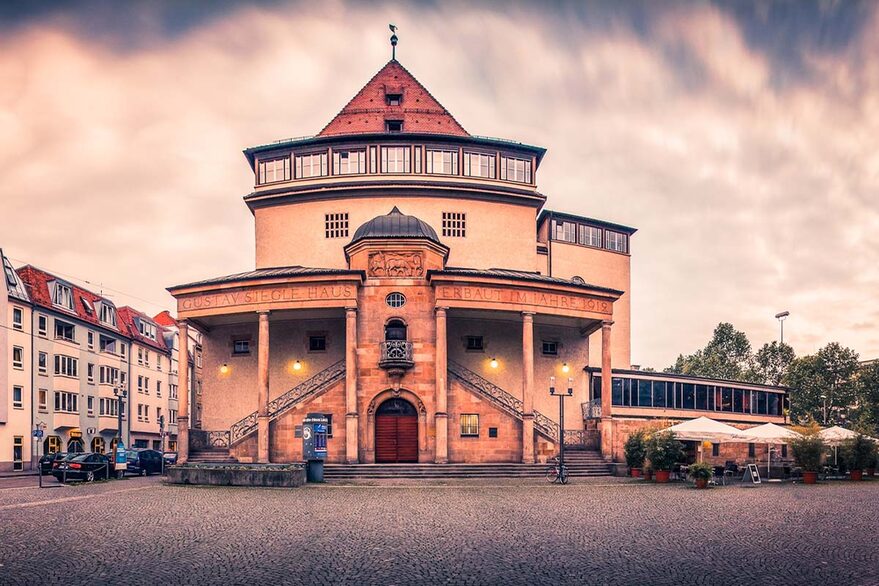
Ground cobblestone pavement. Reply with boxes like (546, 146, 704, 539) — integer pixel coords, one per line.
(1, 476, 877, 586)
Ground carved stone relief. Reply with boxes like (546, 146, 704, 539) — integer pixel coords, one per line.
(367, 251, 424, 278)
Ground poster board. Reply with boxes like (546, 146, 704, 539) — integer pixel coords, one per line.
(745, 463, 761, 484)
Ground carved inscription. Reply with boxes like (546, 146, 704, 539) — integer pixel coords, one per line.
(368, 251, 424, 278)
(436, 285, 612, 314)
(180, 284, 355, 311)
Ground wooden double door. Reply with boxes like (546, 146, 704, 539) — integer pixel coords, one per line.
(375, 398, 418, 463)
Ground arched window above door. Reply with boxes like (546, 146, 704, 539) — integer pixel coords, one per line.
(385, 319, 407, 341)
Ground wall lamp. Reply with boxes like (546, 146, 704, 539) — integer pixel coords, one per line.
(220, 364, 229, 375)
(561, 363, 570, 374)
(293, 360, 302, 371)
(489, 357, 499, 369)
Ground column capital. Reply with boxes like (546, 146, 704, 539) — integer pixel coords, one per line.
(601, 320, 614, 329)
(435, 306, 449, 315)
(522, 311, 535, 321)
(345, 306, 357, 315)
(257, 310, 271, 317)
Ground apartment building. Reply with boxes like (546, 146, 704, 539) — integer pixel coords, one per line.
(1, 249, 32, 472)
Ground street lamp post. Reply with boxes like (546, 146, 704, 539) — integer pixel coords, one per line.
(113, 385, 127, 479)
(774, 311, 790, 344)
(549, 376, 574, 484)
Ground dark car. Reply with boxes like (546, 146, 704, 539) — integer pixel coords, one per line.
(162, 452, 177, 465)
(39, 452, 69, 474)
(52, 453, 111, 483)
(124, 449, 163, 476)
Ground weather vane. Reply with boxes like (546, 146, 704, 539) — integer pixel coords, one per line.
(389, 24, 398, 60)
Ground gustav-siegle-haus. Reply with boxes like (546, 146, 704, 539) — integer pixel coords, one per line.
(167, 57, 788, 469)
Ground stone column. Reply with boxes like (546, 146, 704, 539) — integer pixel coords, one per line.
(522, 312, 535, 463)
(257, 311, 270, 464)
(345, 307, 359, 464)
(434, 307, 449, 464)
(177, 320, 190, 464)
(600, 320, 613, 460)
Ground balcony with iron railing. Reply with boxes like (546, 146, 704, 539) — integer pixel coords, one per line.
(379, 340, 414, 372)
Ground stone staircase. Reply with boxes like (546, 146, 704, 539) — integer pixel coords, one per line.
(188, 448, 238, 464)
(448, 361, 559, 441)
(323, 450, 611, 480)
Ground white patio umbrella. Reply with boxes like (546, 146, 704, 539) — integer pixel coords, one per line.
(661, 417, 745, 462)
(736, 423, 802, 480)
(818, 426, 873, 466)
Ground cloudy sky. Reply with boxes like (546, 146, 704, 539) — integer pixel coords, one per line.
(1, 0, 877, 368)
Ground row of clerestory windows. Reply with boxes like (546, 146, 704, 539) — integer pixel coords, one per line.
(256, 146, 533, 186)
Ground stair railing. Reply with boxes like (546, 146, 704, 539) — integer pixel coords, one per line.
(448, 361, 558, 441)
(229, 359, 346, 445)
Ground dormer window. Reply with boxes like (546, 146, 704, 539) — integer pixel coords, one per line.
(138, 319, 157, 341)
(51, 282, 74, 311)
(99, 303, 117, 327)
(385, 120, 403, 133)
(386, 93, 402, 106)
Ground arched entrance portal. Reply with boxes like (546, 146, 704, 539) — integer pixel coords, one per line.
(67, 437, 85, 453)
(374, 398, 418, 463)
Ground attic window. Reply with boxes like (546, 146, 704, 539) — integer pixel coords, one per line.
(386, 120, 403, 133)
(81, 297, 94, 315)
(386, 93, 402, 106)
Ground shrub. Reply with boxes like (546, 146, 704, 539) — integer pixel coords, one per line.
(790, 434, 825, 472)
(624, 430, 647, 470)
(841, 434, 877, 471)
(688, 461, 713, 481)
(645, 430, 684, 471)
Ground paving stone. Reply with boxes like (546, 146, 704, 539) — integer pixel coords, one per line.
(0, 476, 877, 585)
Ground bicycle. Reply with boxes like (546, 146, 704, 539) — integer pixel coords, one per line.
(544, 456, 569, 484)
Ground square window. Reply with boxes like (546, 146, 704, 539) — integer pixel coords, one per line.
(488, 427, 498, 438)
(385, 120, 403, 133)
(460, 414, 479, 436)
(324, 213, 349, 238)
(442, 212, 466, 238)
(386, 93, 402, 106)
(308, 335, 327, 353)
(465, 336, 484, 352)
(541, 341, 559, 356)
(54, 321, 75, 342)
(232, 339, 250, 355)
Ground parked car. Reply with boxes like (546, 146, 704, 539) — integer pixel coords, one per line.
(162, 452, 177, 465)
(52, 453, 111, 483)
(123, 449, 163, 476)
(39, 452, 69, 475)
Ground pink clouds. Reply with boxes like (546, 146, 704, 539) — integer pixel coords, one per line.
(0, 1, 877, 366)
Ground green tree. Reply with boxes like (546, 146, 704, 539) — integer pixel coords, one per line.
(665, 322, 753, 380)
(853, 362, 879, 436)
(785, 343, 860, 425)
(748, 341, 796, 386)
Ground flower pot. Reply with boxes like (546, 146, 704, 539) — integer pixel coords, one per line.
(850, 469, 863, 481)
(694, 478, 708, 489)
(802, 471, 818, 485)
(866, 468, 875, 477)
(643, 470, 653, 481)
(655, 470, 670, 483)
(631, 468, 642, 478)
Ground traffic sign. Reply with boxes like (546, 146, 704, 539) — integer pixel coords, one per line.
(32, 429, 44, 438)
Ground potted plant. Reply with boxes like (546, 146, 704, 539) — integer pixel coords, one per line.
(624, 430, 647, 478)
(688, 461, 713, 489)
(790, 434, 824, 485)
(645, 430, 684, 483)
(841, 434, 876, 481)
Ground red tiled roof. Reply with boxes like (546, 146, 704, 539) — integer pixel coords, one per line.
(17, 265, 124, 335)
(317, 60, 468, 137)
(117, 306, 170, 354)
(153, 310, 177, 327)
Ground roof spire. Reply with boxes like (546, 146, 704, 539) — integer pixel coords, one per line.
(389, 24, 398, 61)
